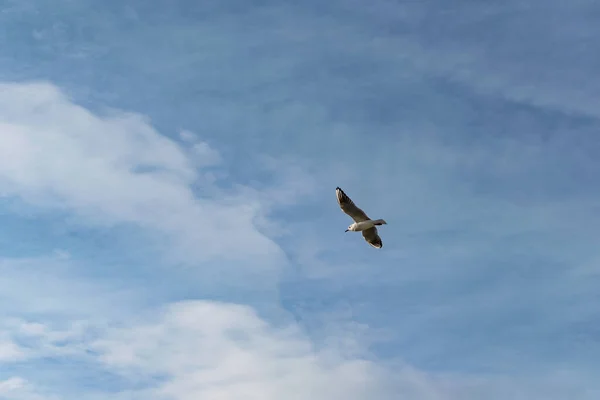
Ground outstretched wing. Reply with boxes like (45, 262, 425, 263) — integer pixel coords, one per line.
(336, 187, 370, 222)
(362, 227, 383, 248)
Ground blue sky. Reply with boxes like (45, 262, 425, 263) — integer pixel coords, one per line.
(1, 0, 600, 398)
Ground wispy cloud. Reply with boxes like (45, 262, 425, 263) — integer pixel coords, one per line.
(91, 300, 398, 400)
(0, 82, 281, 266)
(0, 377, 55, 400)
(0, 82, 320, 307)
(0, 339, 25, 363)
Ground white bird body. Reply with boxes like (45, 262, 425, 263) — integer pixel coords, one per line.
(346, 219, 387, 232)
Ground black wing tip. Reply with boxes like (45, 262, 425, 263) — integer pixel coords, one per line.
(366, 236, 383, 248)
(336, 187, 347, 196)
(336, 187, 349, 201)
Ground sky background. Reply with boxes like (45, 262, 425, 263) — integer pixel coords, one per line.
(1, 0, 600, 399)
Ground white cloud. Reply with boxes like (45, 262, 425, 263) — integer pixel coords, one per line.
(83, 300, 600, 400)
(179, 130, 222, 167)
(91, 300, 399, 400)
(0, 275, 597, 400)
(0, 81, 306, 292)
(0, 377, 55, 400)
(0, 339, 25, 362)
(0, 378, 27, 393)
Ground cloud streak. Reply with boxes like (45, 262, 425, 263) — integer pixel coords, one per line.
(0, 82, 321, 305)
(0, 82, 279, 264)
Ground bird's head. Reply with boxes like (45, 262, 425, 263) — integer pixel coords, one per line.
(345, 224, 354, 232)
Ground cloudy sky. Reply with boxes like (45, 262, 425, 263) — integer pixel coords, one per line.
(1, 0, 600, 399)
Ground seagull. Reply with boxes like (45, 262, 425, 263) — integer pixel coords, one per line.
(335, 187, 387, 248)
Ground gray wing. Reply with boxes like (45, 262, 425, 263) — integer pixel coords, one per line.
(336, 187, 370, 222)
(362, 227, 383, 248)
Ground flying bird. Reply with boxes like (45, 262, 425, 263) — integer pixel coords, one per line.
(335, 187, 387, 248)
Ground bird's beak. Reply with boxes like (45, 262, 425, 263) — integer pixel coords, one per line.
(344, 229, 349, 232)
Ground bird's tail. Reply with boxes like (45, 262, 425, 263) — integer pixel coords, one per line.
(373, 219, 387, 225)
